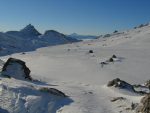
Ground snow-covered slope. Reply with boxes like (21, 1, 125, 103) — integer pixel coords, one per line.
(0, 23, 150, 113)
(0, 78, 72, 113)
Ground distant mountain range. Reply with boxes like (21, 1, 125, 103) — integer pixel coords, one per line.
(68, 33, 98, 40)
(0, 24, 79, 56)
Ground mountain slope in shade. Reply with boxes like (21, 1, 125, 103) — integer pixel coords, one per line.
(0, 24, 79, 56)
(40, 30, 78, 45)
(6, 24, 41, 39)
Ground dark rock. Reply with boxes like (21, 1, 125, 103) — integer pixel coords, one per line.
(108, 58, 114, 62)
(110, 97, 126, 102)
(2, 58, 32, 80)
(100, 62, 108, 68)
(67, 49, 70, 51)
(138, 24, 145, 28)
(137, 91, 147, 95)
(112, 55, 117, 58)
(103, 34, 111, 38)
(125, 107, 131, 111)
(134, 27, 137, 29)
(89, 50, 94, 53)
(131, 102, 138, 110)
(136, 23, 149, 29)
(39, 87, 67, 97)
(107, 78, 120, 87)
(100, 62, 108, 65)
(113, 30, 118, 33)
(22, 52, 26, 55)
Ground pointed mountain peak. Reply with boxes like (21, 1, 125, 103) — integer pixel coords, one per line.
(21, 24, 35, 31)
(23, 24, 34, 29)
(20, 24, 41, 36)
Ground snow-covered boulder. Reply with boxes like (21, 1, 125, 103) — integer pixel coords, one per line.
(2, 58, 32, 80)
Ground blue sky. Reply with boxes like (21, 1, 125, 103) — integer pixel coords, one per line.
(0, 0, 150, 35)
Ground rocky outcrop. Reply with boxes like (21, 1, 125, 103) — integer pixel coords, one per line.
(107, 78, 135, 91)
(136, 94, 150, 113)
(145, 80, 150, 88)
(2, 58, 32, 80)
(107, 78, 150, 95)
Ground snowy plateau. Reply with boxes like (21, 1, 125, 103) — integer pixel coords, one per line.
(0, 23, 150, 113)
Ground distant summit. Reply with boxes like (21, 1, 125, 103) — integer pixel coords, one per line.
(68, 33, 98, 40)
(20, 24, 41, 37)
(40, 30, 78, 45)
(70, 33, 78, 36)
(6, 24, 41, 39)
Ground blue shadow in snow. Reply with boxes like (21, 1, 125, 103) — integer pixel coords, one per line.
(0, 108, 9, 113)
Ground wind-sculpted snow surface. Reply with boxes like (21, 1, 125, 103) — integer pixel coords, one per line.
(0, 78, 72, 113)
